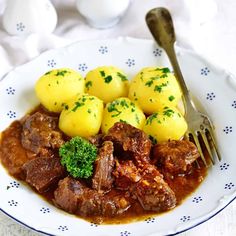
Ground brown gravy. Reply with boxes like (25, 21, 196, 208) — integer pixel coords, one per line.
(0, 105, 207, 224)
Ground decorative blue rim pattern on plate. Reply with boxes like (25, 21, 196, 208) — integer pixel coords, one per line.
(1, 196, 236, 236)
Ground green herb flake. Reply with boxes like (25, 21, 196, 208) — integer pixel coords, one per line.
(160, 74, 168, 78)
(119, 119, 127, 123)
(85, 81, 92, 90)
(62, 103, 69, 110)
(133, 92, 136, 97)
(163, 107, 175, 117)
(104, 75, 112, 83)
(145, 80, 153, 87)
(161, 67, 170, 73)
(135, 114, 140, 124)
(145, 76, 161, 88)
(6, 186, 10, 190)
(89, 97, 95, 101)
(149, 135, 157, 145)
(87, 109, 91, 114)
(48, 84, 51, 87)
(146, 113, 158, 125)
(120, 99, 129, 108)
(72, 101, 85, 112)
(155, 67, 170, 73)
(56, 70, 69, 77)
(154, 85, 162, 93)
(168, 95, 175, 102)
(111, 111, 121, 117)
(154, 82, 168, 93)
(45, 71, 51, 75)
(150, 76, 161, 80)
(100, 71, 105, 77)
(131, 108, 135, 112)
(117, 72, 128, 81)
(107, 101, 121, 117)
(56, 80, 59, 85)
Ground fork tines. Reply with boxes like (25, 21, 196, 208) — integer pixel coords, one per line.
(186, 127, 221, 167)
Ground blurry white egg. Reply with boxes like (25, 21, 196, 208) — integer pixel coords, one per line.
(2, 0, 58, 35)
(76, 0, 131, 29)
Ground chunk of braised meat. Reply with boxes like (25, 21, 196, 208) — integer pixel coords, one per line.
(113, 160, 141, 190)
(54, 177, 130, 219)
(0, 121, 35, 179)
(134, 164, 176, 212)
(79, 191, 130, 219)
(92, 141, 115, 192)
(23, 157, 66, 193)
(21, 112, 64, 157)
(152, 140, 200, 174)
(112, 159, 176, 211)
(88, 134, 104, 148)
(104, 122, 152, 166)
(54, 177, 81, 213)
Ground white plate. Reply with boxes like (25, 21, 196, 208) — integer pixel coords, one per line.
(0, 38, 236, 236)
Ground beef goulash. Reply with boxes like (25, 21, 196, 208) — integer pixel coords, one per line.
(0, 66, 208, 224)
(0, 106, 207, 224)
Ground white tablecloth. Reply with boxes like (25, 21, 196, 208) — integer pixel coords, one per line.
(0, 0, 236, 235)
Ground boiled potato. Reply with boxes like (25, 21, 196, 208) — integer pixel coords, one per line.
(85, 66, 129, 103)
(128, 67, 182, 114)
(59, 94, 103, 137)
(102, 97, 146, 133)
(35, 68, 85, 112)
(143, 106, 187, 143)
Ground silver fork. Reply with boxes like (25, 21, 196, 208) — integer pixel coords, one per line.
(146, 7, 221, 166)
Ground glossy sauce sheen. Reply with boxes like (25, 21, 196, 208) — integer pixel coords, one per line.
(0, 106, 207, 224)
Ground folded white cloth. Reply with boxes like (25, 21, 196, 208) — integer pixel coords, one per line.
(0, 0, 235, 78)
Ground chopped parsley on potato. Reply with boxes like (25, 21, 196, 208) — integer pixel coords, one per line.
(59, 94, 103, 137)
(35, 65, 187, 141)
(143, 106, 187, 143)
(128, 67, 182, 114)
(85, 66, 129, 103)
(101, 97, 146, 133)
(35, 68, 85, 112)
